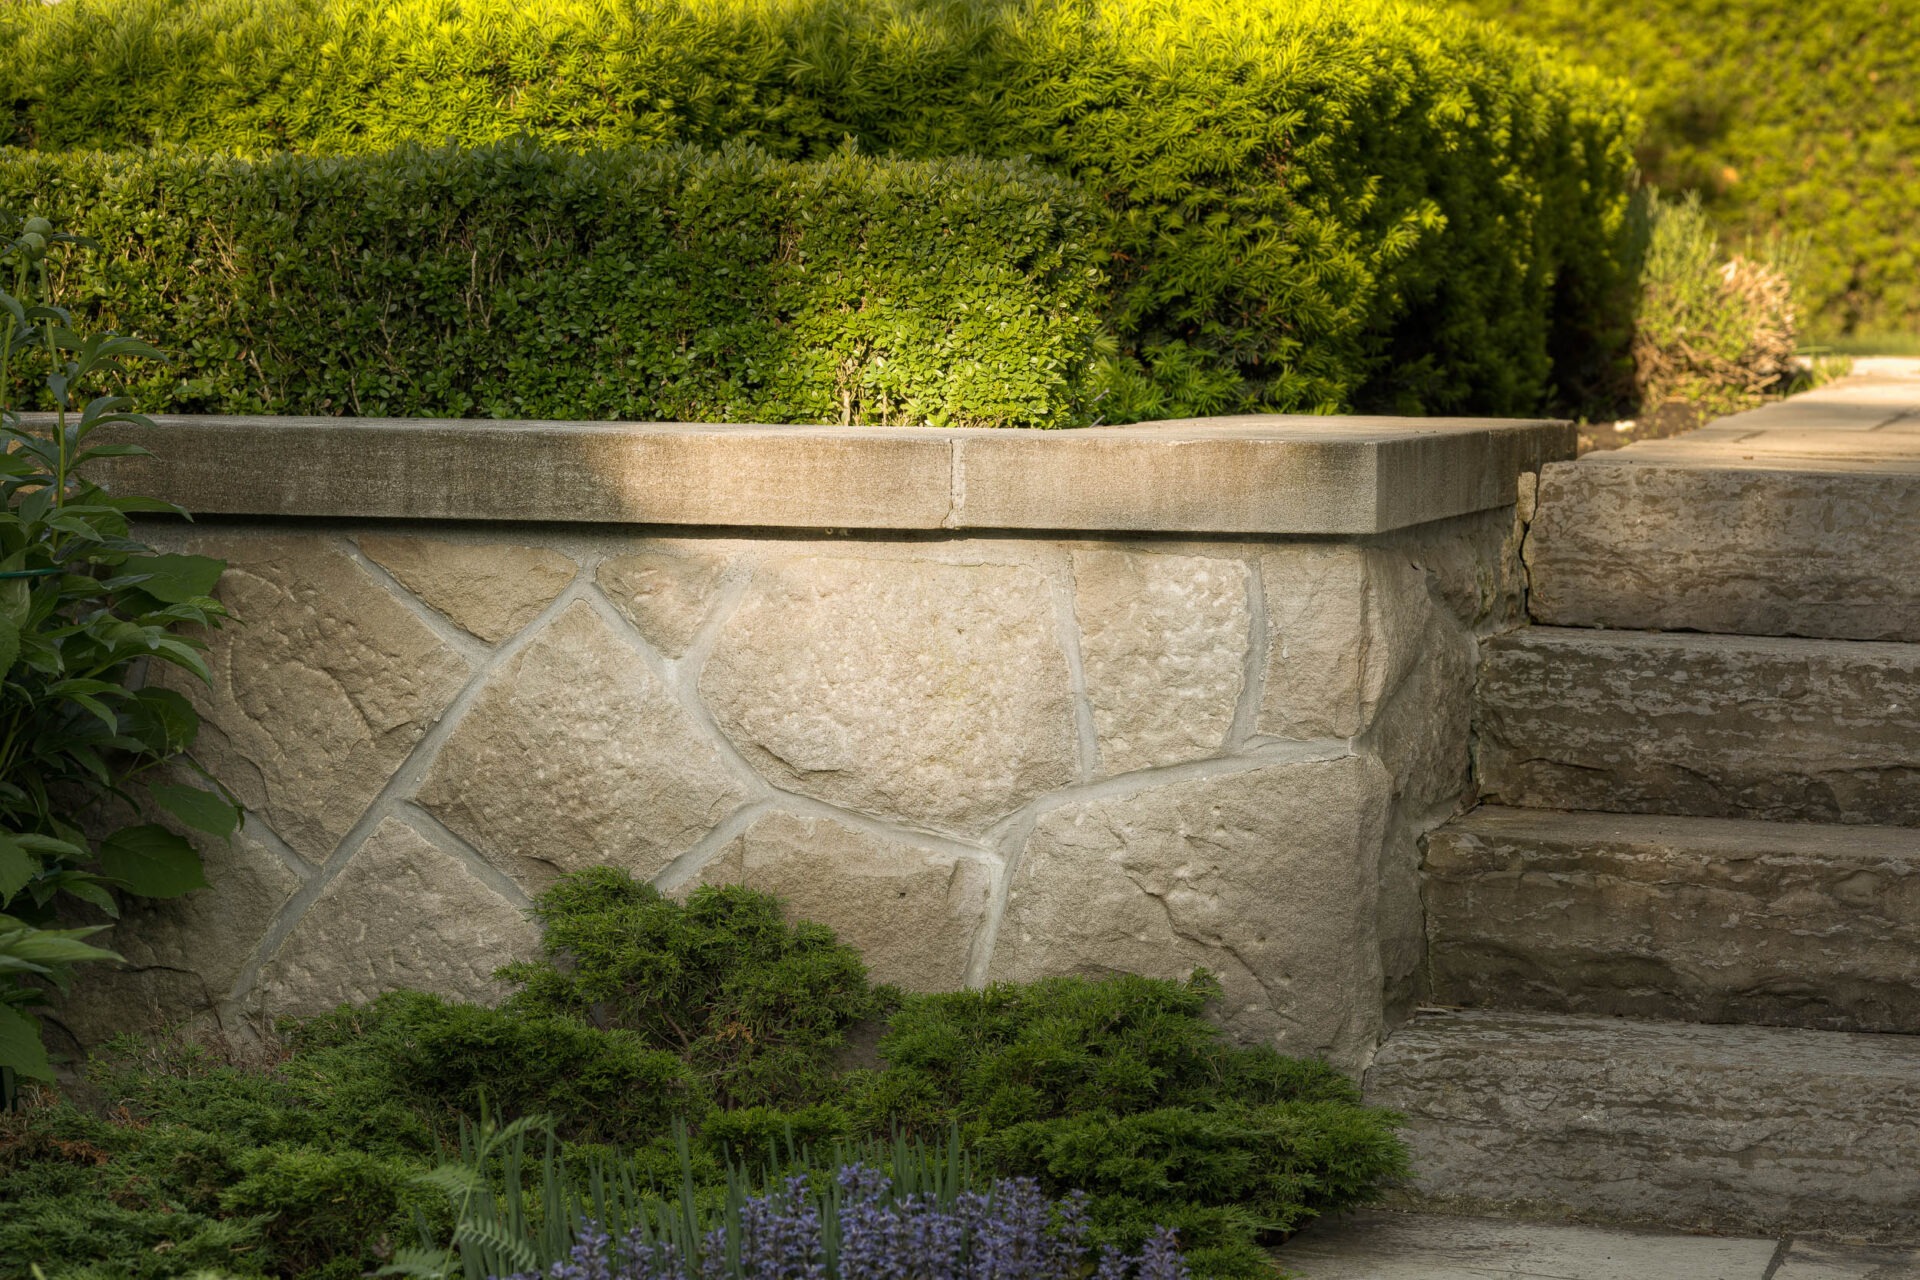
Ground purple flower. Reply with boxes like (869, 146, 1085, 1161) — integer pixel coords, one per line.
(502, 1165, 1187, 1280)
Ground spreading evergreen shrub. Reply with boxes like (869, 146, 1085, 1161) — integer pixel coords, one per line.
(1450, 0, 1920, 345)
(0, 871, 1407, 1280)
(0, 0, 1640, 417)
(0, 142, 1102, 426)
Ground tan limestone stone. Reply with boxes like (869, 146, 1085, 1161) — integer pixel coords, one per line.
(358, 535, 576, 643)
(154, 533, 474, 862)
(990, 754, 1392, 1067)
(597, 550, 734, 658)
(1072, 550, 1250, 774)
(695, 812, 991, 991)
(701, 556, 1078, 834)
(1258, 546, 1433, 741)
(416, 602, 750, 887)
(51, 825, 301, 1049)
(259, 818, 539, 1017)
(1425, 807, 1920, 1034)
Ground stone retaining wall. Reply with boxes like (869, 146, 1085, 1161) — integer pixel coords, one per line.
(56, 415, 1571, 1072)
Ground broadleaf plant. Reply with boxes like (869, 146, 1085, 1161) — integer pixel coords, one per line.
(0, 212, 237, 1106)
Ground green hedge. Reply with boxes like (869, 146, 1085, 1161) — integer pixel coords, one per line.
(0, 0, 1640, 418)
(1451, 0, 1919, 344)
(0, 143, 1102, 425)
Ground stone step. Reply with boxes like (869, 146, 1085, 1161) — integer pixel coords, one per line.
(1364, 1010, 1920, 1243)
(1475, 627, 1920, 826)
(1526, 456, 1920, 642)
(1424, 807, 1920, 1033)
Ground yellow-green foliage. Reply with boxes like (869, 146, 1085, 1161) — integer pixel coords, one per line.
(0, 0, 1640, 416)
(1450, 0, 1920, 344)
(0, 142, 1102, 425)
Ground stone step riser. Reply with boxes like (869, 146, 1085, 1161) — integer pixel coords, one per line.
(1526, 461, 1920, 643)
(1365, 1011, 1920, 1244)
(1424, 807, 1920, 1034)
(1475, 627, 1920, 826)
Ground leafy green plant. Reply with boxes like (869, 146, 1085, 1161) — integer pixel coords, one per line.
(1632, 192, 1802, 417)
(0, 213, 236, 1102)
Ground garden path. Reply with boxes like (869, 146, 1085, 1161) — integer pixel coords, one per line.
(1274, 1210, 1920, 1279)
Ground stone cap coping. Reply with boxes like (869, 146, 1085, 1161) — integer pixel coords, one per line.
(91, 413, 1576, 535)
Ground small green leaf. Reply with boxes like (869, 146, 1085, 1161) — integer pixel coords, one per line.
(0, 1002, 52, 1081)
(150, 782, 241, 838)
(0, 836, 33, 903)
(119, 554, 225, 605)
(97, 824, 208, 898)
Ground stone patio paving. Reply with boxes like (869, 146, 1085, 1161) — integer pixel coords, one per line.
(1274, 1211, 1920, 1279)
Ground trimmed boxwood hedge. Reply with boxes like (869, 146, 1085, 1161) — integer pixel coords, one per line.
(1452, 0, 1919, 345)
(0, 0, 1640, 420)
(0, 142, 1104, 426)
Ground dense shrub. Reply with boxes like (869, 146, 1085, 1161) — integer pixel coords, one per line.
(0, 0, 1640, 417)
(1451, 0, 1920, 344)
(0, 872, 1403, 1279)
(0, 142, 1103, 426)
(1632, 193, 1800, 418)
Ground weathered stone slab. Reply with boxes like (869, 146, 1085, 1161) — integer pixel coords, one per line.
(1274, 1209, 1780, 1280)
(260, 818, 540, 1017)
(597, 550, 734, 658)
(154, 533, 474, 861)
(417, 602, 750, 887)
(1260, 546, 1441, 742)
(1426, 807, 1920, 1033)
(358, 535, 576, 642)
(989, 754, 1392, 1067)
(701, 556, 1078, 835)
(1774, 1240, 1920, 1279)
(51, 827, 301, 1049)
(1366, 1010, 1920, 1243)
(1072, 549, 1249, 773)
(695, 812, 991, 991)
(101, 414, 1573, 535)
(1476, 628, 1920, 826)
(1527, 461, 1920, 642)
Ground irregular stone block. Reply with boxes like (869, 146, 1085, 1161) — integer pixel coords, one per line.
(51, 826, 301, 1050)
(701, 556, 1078, 835)
(1376, 503, 1529, 637)
(358, 534, 576, 642)
(1476, 628, 1920, 826)
(1366, 1010, 1920, 1243)
(1071, 549, 1249, 773)
(154, 532, 474, 861)
(597, 550, 734, 658)
(1425, 807, 1920, 1033)
(989, 754, 1392, 1067)
(260, 818, 539, 1017)
(695, 812, 991, 992)
(1528, 460, 1920, 642)
(417, 602, 750, 887)
(1259, 546, 1435, 740)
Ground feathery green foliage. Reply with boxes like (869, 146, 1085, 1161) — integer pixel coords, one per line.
(0, 871, 1405, 1279)
(1450, 0, 1920, 345)
(0, 0, 1640, 417)
(0, 143, 1102, 426)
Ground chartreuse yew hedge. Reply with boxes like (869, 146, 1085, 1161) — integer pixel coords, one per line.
(0, 0, 1640, 418)
(0, 143, 1103, 426)
(1451, 0, 1920, 344)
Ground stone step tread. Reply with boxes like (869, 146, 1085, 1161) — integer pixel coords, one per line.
(1365, 1010, 1920, 1243)
(1526, 459, 1920, 641)
(1474, 627, 1920, 827)
(1425, 807, 1920, 1034)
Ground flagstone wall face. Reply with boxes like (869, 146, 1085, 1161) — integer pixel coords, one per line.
(51, 502, 1531, 1075)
